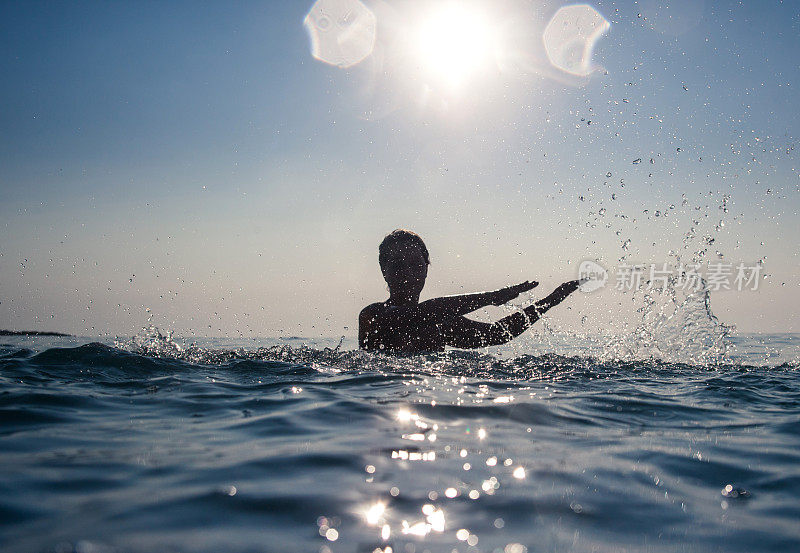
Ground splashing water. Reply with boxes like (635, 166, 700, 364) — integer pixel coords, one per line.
(603, 276, 732, 364)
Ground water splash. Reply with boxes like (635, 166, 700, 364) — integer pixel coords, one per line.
(603, 276, 732, 364)
(601, 193, 736, 364)
(117, 326, 359, 369)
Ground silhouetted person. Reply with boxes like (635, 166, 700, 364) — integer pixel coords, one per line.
(359, 229, 582, 353)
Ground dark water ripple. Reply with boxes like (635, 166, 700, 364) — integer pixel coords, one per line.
(0, 337, 799, 553)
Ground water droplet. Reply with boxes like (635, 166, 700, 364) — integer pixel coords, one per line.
(721, 485, 750, 499)
(338, 11, 356, 27)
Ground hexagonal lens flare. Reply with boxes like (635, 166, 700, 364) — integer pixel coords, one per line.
(304, 0, 376, 68)
(543, 4, 610, 76)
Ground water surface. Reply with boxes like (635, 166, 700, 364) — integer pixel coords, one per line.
(1, 333, 798, 552)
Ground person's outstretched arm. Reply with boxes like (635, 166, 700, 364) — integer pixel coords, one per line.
(359, 282, 537, 351)
(418, 281, 538, 318)
(443, 280, 582, 348)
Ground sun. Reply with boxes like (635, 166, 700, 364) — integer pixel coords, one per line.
(414, 2, 499, 88)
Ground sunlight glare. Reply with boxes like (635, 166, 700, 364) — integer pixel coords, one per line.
(396, 408, 417, 422)
(415, 2, 499, 87)
(366, 501, 386, 525)
(401, 520, 431, 537)
(424, 504, 445, 532)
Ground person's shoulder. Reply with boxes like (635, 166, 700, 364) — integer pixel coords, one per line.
(359, 302, 386, 321)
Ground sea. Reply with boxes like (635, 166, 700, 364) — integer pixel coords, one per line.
(1, 322, 799, 553)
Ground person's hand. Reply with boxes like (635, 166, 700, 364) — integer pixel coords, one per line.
(531, 280, 584, 314)
(491, 280, 539, 305)
(549, 280, 581, 302)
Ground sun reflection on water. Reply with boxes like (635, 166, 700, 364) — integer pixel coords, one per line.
(396, 408, 417, 422)
(349, 390, 543, 548)
(365, 501, 385, 525)
(401, 519, 430, 537)
(421, 504, 445, 532)
(399, 503, 446, 537)
(482, 477, 500, 494)
(391, 450, 436, 461)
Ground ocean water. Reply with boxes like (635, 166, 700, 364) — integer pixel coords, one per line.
(1, 330, 799, 553)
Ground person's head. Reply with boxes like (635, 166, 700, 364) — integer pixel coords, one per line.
(379, 229, 430, 300)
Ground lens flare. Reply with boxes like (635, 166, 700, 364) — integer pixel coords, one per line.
(543, 4, 610, 76)
(304, 0, 376, 68)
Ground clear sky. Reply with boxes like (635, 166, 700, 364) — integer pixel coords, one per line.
(1, 0, 798, 339)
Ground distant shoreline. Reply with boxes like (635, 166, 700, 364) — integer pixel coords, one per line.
(0, 330, 72, 337)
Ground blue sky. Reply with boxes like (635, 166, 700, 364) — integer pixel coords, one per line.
(1, 0, 798, 337)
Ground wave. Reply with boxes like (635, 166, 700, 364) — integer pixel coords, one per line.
(1, 335, 795, 389)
